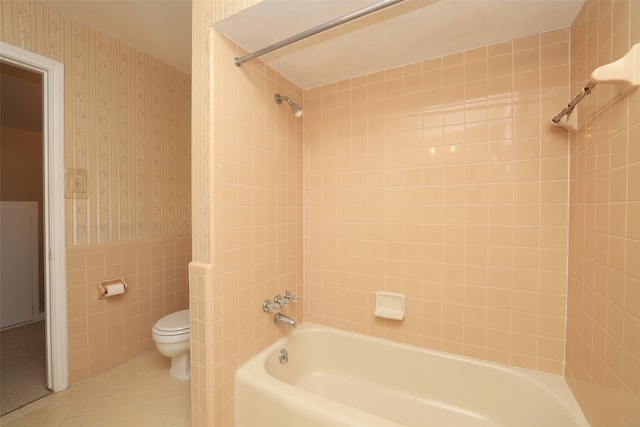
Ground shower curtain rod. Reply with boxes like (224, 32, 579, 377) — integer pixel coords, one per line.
(234, 0, 406, 66)
(551, 81, 597, 124)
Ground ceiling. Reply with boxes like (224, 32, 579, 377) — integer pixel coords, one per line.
(216, 0, 585, 89)
(39, 0, 192, 73)
(38, 0, 585, 89)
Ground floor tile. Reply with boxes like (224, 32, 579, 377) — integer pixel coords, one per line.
(0, 351, 190, 427)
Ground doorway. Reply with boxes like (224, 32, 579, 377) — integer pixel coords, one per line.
(0, 41, 68, 414)
(0, 61, 48, 414)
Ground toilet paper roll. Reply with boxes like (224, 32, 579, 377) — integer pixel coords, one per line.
(104, 283, 125, 297)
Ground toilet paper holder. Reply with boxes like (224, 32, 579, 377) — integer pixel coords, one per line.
(97, 278, 128, 299)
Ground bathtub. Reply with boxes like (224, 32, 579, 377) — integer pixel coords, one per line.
(235, 323, 588, 427)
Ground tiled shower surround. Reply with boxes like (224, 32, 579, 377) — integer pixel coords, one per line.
(188, 0, 639, 425)
(305, 29, 572, 375)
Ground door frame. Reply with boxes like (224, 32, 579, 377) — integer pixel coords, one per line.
(1, 41, 68, 392)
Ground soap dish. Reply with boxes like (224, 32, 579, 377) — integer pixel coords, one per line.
(374, 291, 405, 320)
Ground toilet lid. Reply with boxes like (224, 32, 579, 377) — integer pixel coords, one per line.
(154, 309, 190, 333)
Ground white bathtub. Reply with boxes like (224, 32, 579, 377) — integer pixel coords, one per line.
(235, 323, 588, 427)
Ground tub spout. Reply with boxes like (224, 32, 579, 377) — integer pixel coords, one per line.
(274, 313, 296, 329)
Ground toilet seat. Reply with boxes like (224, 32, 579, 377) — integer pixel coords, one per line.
(152, 328, 190, 337)
(153, 309, 189, 333)
(152, 309, 190, 340)
(152, 330, 190, 344)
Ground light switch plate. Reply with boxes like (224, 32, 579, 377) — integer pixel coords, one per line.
(65, 168, 87, 199)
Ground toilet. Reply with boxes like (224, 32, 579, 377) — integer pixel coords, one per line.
(152, 309, 191, 380)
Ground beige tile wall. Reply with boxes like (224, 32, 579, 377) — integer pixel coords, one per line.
(304, 30, 571, 375)
(2, 0, 192, 384)
(565, 0, 640, 425)
(190, 1, 301, 425)
(210, 34, 303, 425)
(65, 236, 190, 384)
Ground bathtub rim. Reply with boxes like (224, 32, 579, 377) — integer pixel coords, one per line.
(236, 322, 588, 427)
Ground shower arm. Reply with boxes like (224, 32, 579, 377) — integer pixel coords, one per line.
(234, 0, 406, 66)
(275, 93, 303, 118)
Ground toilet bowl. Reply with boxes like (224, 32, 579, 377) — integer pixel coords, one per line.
(152, 309, 190, 380)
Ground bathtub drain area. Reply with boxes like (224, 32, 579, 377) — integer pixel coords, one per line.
(279, 348, 288, 364)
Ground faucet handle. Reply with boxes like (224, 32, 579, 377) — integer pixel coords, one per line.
(263, 299, 280, 313)
(283, 291, 299, 302)
(274, 295, 290, 307)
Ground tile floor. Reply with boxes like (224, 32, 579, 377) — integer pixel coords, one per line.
(0, 350, 191, 427)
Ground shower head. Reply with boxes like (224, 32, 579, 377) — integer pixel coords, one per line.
(274, 93, 303, 118)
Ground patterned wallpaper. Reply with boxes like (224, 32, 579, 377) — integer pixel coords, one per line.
(1, 0, 191, 246)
